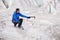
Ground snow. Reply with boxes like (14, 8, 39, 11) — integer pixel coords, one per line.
(0, 0, 60, 40)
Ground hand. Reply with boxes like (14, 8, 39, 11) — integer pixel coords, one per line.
(27, 17, 31, 19)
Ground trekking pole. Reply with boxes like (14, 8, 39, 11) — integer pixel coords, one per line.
(30, 16, 35, 19)
(29, 16, 36, 25)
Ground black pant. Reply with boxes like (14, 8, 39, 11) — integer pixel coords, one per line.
(13, 19, 23, 27)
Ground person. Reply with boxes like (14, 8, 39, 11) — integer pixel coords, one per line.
(12, 8, 31, 28)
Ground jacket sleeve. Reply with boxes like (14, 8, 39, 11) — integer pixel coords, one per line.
(19, 13, 28, 18)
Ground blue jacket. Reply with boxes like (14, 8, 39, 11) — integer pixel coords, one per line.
(12, 11, 28, 23)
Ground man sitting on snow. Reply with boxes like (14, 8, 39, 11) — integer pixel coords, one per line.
(12, 8, 31, 28)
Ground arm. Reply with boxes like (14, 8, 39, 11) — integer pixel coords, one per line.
(19, 13, 28, 18)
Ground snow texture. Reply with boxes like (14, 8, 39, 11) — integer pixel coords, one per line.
(0, 0, 60, 40)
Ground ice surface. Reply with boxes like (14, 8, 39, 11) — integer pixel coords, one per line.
(0, 0, 60, 40)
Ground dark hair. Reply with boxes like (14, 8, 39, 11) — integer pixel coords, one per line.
(16, 8, 20, 11)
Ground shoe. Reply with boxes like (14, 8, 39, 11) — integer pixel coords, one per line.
(18, 26, 24, 30)
(21, 26, 24, 30)
(14, 25, 16, 27)
(18, 26, 21, 28)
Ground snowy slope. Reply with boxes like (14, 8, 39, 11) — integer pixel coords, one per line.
(0, 0, 60, 40)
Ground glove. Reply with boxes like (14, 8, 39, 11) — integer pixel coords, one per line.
(27, 17, 31, 19)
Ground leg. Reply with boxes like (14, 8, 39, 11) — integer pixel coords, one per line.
(18, 19, 23, 28)
(13, 22, 17, 27)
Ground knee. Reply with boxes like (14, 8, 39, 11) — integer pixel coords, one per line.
(19, 19, 23, 21)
